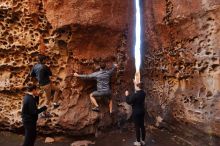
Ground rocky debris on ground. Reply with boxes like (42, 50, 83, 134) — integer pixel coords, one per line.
(45, 137, 55, 143)
(118, 102, 132, 120)
(70, 140, 95, 146)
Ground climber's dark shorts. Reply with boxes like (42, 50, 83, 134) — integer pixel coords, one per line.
(91, 90, 112, 100)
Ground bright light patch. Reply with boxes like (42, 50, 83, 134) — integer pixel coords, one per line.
(134, 0, 141, 73)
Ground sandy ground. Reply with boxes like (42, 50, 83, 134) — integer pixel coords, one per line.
(0, 126, 219, 146)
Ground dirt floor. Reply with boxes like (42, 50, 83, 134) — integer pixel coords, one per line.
(2, 125, 219, 146)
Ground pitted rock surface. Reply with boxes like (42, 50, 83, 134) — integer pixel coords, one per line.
(143, 0, 220, 136)
(2, 0, 220, 138)
(0, 0, 133, 135)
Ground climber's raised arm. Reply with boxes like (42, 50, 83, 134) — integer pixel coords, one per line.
(73, 72, 98, 80)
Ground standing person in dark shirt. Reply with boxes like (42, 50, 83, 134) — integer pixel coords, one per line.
(73, 63, 117, 113)
(21, 85, 47, 146)
(30, 55, 60, 109)
(125, 81, 146, 146)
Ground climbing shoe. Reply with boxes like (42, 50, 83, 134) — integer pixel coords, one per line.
(92, 107, 100, 112)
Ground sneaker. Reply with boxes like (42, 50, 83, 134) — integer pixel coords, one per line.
(92, 107, 100, 112)
(133, 141, 141, 146)
(141, 140, 146, 145)
(53, 102, 60, 109)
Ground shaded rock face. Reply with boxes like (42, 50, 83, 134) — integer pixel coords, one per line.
(0, 0, 134, 135)
(143, 0, 220, 136)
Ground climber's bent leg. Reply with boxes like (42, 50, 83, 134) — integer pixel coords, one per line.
(109, 99, 113, 114)
(40, 83, 52, 106)
(90, 93, 100, 112)
(40, 84, 53, 118)
(90, 93, 99, 107)
(91, 90, 112, 113)
(51, 84, 60, 108)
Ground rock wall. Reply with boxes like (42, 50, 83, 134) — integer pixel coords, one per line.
(0, 0, 134, 135)
(143, 0, 220, 136)
(2, 0, 220, 138)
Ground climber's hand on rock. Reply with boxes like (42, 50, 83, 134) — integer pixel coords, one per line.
(133, 79, 138, 85)
(125, 90, 129, 96)
(114, 63, 118, 68)
(74, 73, 79, 77)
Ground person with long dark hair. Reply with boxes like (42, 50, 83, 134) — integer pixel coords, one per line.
(125, 81, 146, 146)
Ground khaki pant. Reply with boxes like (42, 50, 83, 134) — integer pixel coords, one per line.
(40, 83, 59, 105)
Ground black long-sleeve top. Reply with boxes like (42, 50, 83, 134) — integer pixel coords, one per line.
(126, 90, 146, 115)
(21, 94, 46, 123)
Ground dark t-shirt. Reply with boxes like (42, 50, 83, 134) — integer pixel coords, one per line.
(30, 63, 52, 86)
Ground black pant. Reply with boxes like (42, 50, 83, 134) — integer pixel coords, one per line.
(133, 112, 145, 142)
(22, 122, 37, 146)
